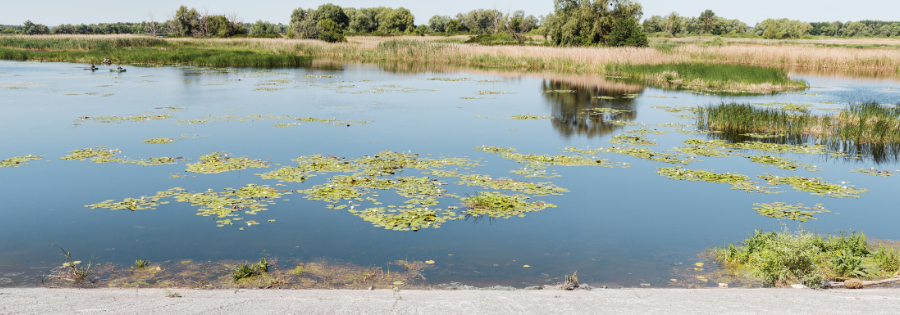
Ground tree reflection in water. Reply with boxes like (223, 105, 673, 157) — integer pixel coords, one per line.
(542, 79, 644, 139)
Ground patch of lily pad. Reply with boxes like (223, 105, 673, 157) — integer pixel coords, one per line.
(461, 191, 556, 219)
(186, 152, 270, 174)
(657, 167, 779, 193)
(752, 202, 830, 221)
(758, 174, 868, 198)
(80, 114, 174, 123)
(1, 155, 44, 167)
(849, 168, 896, 177)
(745, 155, 821, 172)
(141, 137, 179, 144)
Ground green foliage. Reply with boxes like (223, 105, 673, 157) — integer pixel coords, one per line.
(756, 18, 813, 39)
(317, 19, 346, 43)
(0, 46, 308, 67)
(0, 155, 43, 167)
(545, 0, 646, 47)
(135, 260, 151, 268)
(606, 18, 648, 47)
(873, 247, 900, 274)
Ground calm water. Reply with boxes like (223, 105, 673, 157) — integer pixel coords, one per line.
(1, 60, 899, 288)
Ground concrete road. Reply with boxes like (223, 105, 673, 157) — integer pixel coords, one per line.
(1, 288, 899, 314)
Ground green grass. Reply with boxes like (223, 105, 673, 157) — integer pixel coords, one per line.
(698, 101, 900, 145)
(712, 227, 900, 287)
(0, 47, 309, 67)
(606, 63, 803, 88)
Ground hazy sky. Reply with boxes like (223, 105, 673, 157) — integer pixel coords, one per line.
(2, 0, 897, 26)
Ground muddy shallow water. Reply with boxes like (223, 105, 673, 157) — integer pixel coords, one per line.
(1, 60, 899, 288)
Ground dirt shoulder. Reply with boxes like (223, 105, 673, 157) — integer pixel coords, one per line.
(1, 288, 899, 314)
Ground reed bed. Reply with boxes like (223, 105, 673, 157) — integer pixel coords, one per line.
(698, 102, 900, 145)
(0, 47, 307, 67)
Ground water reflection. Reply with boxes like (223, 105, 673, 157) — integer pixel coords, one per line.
(707, 130, 900, 164)
(542, 80, 643, 139)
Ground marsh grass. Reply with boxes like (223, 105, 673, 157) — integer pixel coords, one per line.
(712, 228, 899, 287)
(698, 102, 900, 146)
(0, 47, 308, 67)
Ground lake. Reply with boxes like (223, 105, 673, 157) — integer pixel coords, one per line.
(1, 60, 898, 288)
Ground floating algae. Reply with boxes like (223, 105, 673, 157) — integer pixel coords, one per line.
(460, 192, 557, 219)
(602, 146, 691, 164)
(752, 202, 830, 221)
(141, 137, 180, 144)
(186, 152, 270, 174)
(349, 206, 462, 231)
(657, 167, 780, 194)
(758, 174, 868, 198)
(477, 91, 507, 95)
(0, 155, 44, 167)
(651, 106, 700, 113)
(740, 133, 785, 139)
(849, 168, 897, 177)
(745, 155, 821, 172)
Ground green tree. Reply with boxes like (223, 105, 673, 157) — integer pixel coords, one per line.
(699, 10, 716, 34)
(545, 0, 644, 46)
(377, 7, 415, 33)
(313, 4, 349, 30)
(317, 18, 346, 42)
(607, 17, 648, 46)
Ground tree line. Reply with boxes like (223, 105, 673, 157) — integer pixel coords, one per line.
(3, 1, 899, 44)
(643, 10, 900, 39)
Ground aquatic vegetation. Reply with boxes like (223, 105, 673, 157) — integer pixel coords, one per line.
(849, 168, 897, 177)
(752, 202, 830, 221)
(232, 258, 270, 282)
(544, 90, 576, 93)
(186, 152, 270, 174)
(476, 90, 506, 95)
(258, 155, 354, 183)
(141, 137, 179, 144)
(60, 146, 189, 166)
(741, 133, 785, 139)
(657, 167, 779, 193)
(173, 184, 284, 227)
(252, 87, 283, 92)
(725, 142, 827, 155)
(273, 123, 301, 128)
(455, 174, 568, 196)
(745, 155, 821, 172)
(710, 228, 896, 288)
(135, 260, 151, 268)
(461, 192, 556, 219)
(676, 139, 735, 157)
(652, 106, 700, 113)
(475, 146, 517, 154)
(43, 246, 96, 286)
(699, 102, 900, 145)
(349, 206, 462, 231)
(60, 147, 122, 162)
(759, 174, 867, 198)
(427, 77, 468, 81)
(81, 113, 174, 123)
(754, 102, 813, 112)
(85, 190, 176, 211)
(603, 146, 690, 164)
(509, 115, 552, 120)
(609, 134, 658, 146)
(0, 155, 44, 167)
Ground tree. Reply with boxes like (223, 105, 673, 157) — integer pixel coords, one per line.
(313, 4, 349, 30)
(699, 10, 716, 34)
(545, 0, 645, 46)
(429, 15, 450, 33)
(606, 17, 647, 46)
(377, 7, 415, 33)
(317, 18, 346, 42)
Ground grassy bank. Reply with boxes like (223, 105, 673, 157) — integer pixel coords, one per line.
(0, 35, 815, 92)
(710, 228, 900, 288)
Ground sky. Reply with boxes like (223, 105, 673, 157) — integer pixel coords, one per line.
(1, 0, 898, 26)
